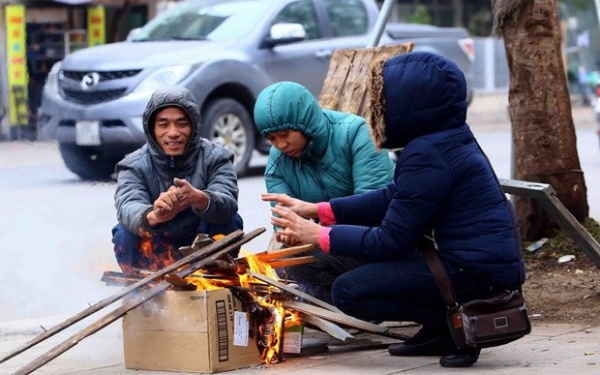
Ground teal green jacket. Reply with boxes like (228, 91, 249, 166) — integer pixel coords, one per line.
(254, 81, 395, 205)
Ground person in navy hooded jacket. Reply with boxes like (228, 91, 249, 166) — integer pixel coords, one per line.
(261, 51, 526, 368)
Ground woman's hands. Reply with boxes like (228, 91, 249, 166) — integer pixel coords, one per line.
(261, 193, 319, 219)
(271, 205, 322, 246)
(262, 193, 323, 246)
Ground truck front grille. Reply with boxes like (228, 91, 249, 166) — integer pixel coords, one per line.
(61, 69, 142, 82)
(62, 88, 128, 104)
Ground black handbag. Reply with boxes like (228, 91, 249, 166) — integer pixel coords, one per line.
(420, 237, 532, 349)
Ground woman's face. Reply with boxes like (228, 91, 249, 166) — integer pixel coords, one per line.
(266, 130, 308, 158)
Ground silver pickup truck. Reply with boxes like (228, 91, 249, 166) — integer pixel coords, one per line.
(39, 0, 474, 180)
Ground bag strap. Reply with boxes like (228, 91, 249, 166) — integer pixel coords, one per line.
(419, 236, 458, 309)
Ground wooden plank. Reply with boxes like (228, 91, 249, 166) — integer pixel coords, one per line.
(284, 300, 410, 341)
(302, 315, 355, 342)
(246, 270, 342, 313)
(318, 43, 414, 117)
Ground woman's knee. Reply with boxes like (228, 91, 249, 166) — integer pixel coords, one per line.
(331, 274, 363, 316)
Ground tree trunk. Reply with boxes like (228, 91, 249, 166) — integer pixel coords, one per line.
(493, 0, 588, 240)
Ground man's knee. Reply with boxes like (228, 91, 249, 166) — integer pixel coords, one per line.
(112, 224, 141, 272)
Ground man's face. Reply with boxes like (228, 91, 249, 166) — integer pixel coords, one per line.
(266, 129, 307, 158)
(153, 106, 192, 156)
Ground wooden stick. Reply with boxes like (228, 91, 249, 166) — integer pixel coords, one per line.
(0, 229, 246, 365)
(11, 228, 265, 375)
(246, 270, 342, 313)
(253, 244, 316, 261)
(236, 255, 317, 274)
(165, 273, 197, 290)
(100, 271, 142, 287)
(284, 300, 410, 341)
(266, 255, 317, 269)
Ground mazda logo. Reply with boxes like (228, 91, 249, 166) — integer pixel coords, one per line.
(80, 72, 100, 90)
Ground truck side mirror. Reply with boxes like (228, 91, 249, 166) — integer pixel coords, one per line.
(126, 28, 143, 41)
(260, 23, 306, 48)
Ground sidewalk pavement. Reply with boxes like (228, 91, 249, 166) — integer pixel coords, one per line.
(1, 314, 598, 375)
(466, 92, 597, 133)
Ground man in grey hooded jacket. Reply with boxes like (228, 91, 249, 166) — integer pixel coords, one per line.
(111, 86, 243, 273)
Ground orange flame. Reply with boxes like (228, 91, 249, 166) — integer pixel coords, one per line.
(138, 230, 177, 271)
(184, 248, 295, 364)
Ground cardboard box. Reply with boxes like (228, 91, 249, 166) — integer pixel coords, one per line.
(283, 321, 304, 354)
(122, 288, 262, 373)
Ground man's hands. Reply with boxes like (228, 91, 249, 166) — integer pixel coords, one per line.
(146, 178, 210, 226)
(174, 178, 209, 211)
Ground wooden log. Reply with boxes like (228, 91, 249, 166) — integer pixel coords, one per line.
(11, 228, 265, 375)
(284, 300, 410, 341)
(246, 270, 342, 313)
(318, 43, 414, 117)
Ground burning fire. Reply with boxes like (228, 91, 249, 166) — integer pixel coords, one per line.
(185, 249, 300, 364)
(115, 230, 178, 275)
(116, 231, 305, 365)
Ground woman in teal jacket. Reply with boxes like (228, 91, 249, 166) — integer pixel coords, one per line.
(254, 81, 394, 303)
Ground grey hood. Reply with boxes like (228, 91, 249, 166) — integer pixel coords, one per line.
(142, 86, 202, 177)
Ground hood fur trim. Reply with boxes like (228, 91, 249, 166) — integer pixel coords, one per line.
(366, 58, 387, 150)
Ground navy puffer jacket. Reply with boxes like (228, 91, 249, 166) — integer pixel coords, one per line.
(327, 52, 526, 289)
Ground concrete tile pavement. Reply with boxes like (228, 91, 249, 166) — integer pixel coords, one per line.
(1, 316, 599, 375)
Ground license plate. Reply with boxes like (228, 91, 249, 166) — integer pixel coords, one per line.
(75, 121, 101, 146)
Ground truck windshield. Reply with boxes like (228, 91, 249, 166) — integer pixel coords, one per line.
(132, 0, 272, 42)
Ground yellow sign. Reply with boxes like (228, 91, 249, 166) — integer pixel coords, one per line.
(87, 6, 105, 47)
(5, 4, 29, 127)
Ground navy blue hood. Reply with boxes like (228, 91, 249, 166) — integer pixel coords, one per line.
(366, 51, 468, 149)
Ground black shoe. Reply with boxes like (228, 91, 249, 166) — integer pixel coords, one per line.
(388, 335, 455, 356)
(439, 347, 481, 367)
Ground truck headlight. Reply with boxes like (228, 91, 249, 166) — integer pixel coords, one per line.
(43, 61, 62, 98)
(134, 65, 192, 93)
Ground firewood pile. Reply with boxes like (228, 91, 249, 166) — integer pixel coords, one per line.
(102, 231, 411, 362)
(1, 228, 409, 375)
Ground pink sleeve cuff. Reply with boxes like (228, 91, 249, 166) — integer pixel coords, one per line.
(317, 202, 336, 226)
(318, 227, 332, 253)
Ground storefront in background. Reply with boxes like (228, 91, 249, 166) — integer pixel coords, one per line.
(0, 0, 154, 140)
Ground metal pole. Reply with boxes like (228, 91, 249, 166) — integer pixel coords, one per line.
(366, 0, 396, 48)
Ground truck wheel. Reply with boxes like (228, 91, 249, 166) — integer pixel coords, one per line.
(58, 143, 120, 181)
(202, 98, 255, 177)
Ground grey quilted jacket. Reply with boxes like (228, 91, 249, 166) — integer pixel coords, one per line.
(113, 86, 239, 239)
